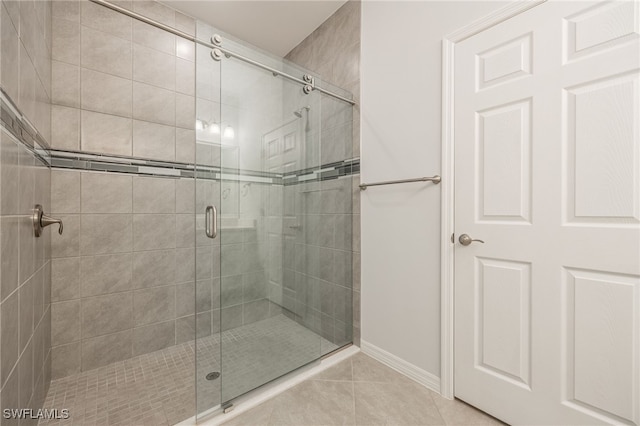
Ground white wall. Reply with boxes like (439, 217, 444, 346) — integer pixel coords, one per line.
(360, 1, 505, 380)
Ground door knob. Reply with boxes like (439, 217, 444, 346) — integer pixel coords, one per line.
(459, 234, 484, 246)
(32, 204, 63, 237)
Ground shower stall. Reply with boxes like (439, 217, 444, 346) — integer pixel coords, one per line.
(191, 15, 357, 419)
(0, 0, 357, 423)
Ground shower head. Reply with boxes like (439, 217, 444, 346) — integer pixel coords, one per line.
(293, 106, 311, 118)
(294, 106, 312, 133)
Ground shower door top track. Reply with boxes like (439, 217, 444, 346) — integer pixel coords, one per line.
(89, 0, 357, 106)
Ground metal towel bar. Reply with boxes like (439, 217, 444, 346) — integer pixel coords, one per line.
(359, 175, 441, 190)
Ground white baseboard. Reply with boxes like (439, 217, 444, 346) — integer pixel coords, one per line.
(360, 340, 441, 394)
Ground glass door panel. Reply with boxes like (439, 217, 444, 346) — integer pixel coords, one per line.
(195, 25, 355, 417)
(218, 55, 324, 403)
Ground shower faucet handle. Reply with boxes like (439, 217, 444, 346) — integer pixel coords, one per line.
(42, 214, 64, 234)
(32, 204, 63, 237)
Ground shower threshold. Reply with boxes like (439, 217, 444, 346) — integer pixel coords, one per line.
(184, 344, 359, 425)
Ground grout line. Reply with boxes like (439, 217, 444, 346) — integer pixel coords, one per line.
(129, 15, 134, 159)
(78, 11, 84, 154)
(78, 159, 84, 374)
(351, 357, 356, 424)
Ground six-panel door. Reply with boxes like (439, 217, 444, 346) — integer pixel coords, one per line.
(454, 1, 640, 424)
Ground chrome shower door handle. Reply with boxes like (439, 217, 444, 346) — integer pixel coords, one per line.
(205, 205, 217, 239)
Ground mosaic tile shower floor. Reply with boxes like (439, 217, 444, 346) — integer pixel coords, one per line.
(39, 315, 337, 426)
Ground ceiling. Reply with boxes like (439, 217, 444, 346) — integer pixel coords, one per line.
(161, 1, 348, 57)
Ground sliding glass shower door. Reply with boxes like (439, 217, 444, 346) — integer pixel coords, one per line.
(215, 54, 328, 405)
(194, 25, 354, 418)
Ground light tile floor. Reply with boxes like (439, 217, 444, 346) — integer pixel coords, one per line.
(222, 352, 506, 426)
(40, 319, 501, 426)
(39, 315, 336, 426)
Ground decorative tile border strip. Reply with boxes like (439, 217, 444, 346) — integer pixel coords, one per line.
(50, 149, 199, 178)
(50, 149, 359, 185)
(0, 88, 50, 166)
(0, 88, 360, 184)
(282, 158, 360, 186)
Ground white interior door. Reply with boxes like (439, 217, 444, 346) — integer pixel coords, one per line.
(262, 120, 303, 303)
(454, 1, 640, 424)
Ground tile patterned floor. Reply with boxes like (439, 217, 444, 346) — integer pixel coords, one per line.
(221, 352, 506, 426)
(216, 316, 337, 403)
(39, 315, 335, 426)
(40, 321, 500, 426)
(40, 341, 194, 426)
(197, 315, 337, 412)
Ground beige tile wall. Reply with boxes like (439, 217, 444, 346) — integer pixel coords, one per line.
(284, 0, 361, 345)
(47, 0, 203, 379)
(0, 0, 53, 421)
(50, 0, 196, 163)
(49, 170, 280, 378)
(278, 175, 356, 348)
(50, 171, 204, 377)
(0, 130, 52, 424)
(1, 0, 52, 144)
